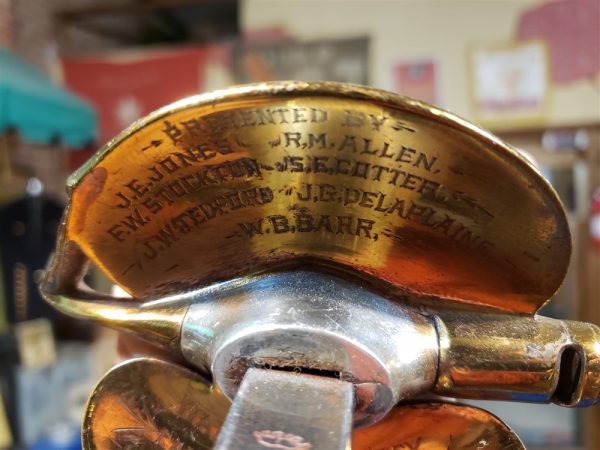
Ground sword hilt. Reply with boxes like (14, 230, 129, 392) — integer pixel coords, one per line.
(40, 81, 593, 448)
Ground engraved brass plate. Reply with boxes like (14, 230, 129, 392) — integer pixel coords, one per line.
(63, 81, 569, 312)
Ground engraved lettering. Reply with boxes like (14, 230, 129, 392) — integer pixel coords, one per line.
(110, 185, 274, 254)
(297, 183, 311, 201)
(162, 120, 182, 144)
(416, 152, 438, 171)
(143, 240, 159, 260)
(386, 199, 406, 217)
(289, 183, 491, 249)
(312, 156, 329, 174)
(343, 188, 361, 206)
(391, 120, 416, 132)
(115, 192, 132, 209)
(293, 107, 308, 123)
(351, 161, 370, 179)
(242, 212, 379, 241)
(121, 208, 149, 231)
(125, 179, 149, 198)
(368, 113, 388, 131)
(155, 223, 178, 247)
(284, 132, 302, 148)
(315, 215, 334, 232)
(256, 108, 275, 125)
(310, 107, 327, 123)
(356, 218, 375, 238)
(318, 184, 336, 202)
(371, 165, 388, 181)
(308, 133, 327, 149)
(253, 430, 311, 450)
(272, 108, 290, 123)
(360, 138, 378, 155)
(270, 215, 290, 233)
(336, 158, 351, 175)
(148, 166, 164, 183)
(239, 218, 264, 237)
(379, 142, 394, 158)
(172, 213, 192, 233)
(374, 193, 390, 212)
(288, 156, 304, 172)
(343, 110, 365, 127)
(359, 190, 378, 208)
(418, 179, 442, 196)
(338, 135, 357, 152)
(296, 212, 314, 231)
(398, 173, 421, 190)
(97, 104, 501, 276)
(107, 224, 127, 242)
(336, 216, 353, 235)
(396, 146, 416, 164)
(180, 118, 203, 136)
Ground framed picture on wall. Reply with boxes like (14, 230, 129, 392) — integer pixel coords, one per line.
(469, 40, 549, 127)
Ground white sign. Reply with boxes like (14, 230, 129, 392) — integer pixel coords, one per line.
(471, 41, 548, 124)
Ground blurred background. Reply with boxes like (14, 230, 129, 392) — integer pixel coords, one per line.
(0, 0, 598, 448)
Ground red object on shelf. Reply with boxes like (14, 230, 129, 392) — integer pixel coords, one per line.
(393, 61, 437, 105)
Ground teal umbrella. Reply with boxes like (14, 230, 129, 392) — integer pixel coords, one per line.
(0, 47, 97, 147)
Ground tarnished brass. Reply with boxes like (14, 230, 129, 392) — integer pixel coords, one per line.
(352, 402, 524, 449)
(85, 358, 524, 450)
(43, 81, 569, 313)
(40, 82, 599, 449)
(434, 312, 600, 406)
(83, 358, 229, 449)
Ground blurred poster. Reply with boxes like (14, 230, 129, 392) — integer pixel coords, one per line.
(516, 0, 600, 84)
(470, 41, 548, 125)
(393, 61, 437, 104)
(232, 37, 368, 84)
(61, 45, 231, 148)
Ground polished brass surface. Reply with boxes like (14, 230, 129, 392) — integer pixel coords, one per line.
(45, 81, 570, 313)
(85, 358, 523, 450)
(434, 312, 600, 406)
(45, 292, 188, 351)
(40, 82, 598, 448)
(352, 402, 524, 450)
(83, 358, 229, 449)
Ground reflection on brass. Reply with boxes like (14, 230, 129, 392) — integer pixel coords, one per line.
(434, 312, 600, 406)
(86, 359, 523, 450)
(83, 358, 229, 449)
(45, 81, 569, 313)
(352, 401, 524, 450)
(40, 82, 597, 449)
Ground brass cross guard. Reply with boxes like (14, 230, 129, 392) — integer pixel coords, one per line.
(40, 81, 596, 449)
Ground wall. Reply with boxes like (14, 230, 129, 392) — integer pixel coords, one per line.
(0, 0, 127, 72)
(242, 0, 600, 130)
